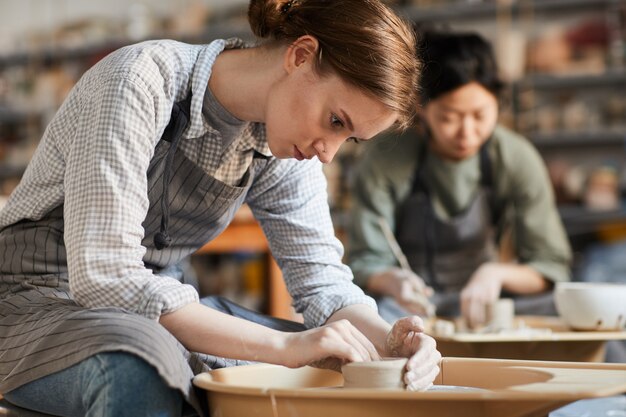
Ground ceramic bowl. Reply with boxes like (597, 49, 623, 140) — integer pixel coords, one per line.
(554, 282, 626, 330)
(341, 358, 408, 389)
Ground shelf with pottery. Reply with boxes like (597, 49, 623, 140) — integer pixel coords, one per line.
(0, 165, 27, 180)
(516, 70, 626, 90)
(0, 22, 252, 69)
(529, 130, 626, 148)
(0, 24, 254, 189)
(401, 0, 619, 23)
(557, 204, 626, 237)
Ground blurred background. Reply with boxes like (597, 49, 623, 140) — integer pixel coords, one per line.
(0, 0, 625, 314)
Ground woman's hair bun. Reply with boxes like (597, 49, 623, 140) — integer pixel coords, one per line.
(246, 0, 421, 131)
(248, 0, 290, 39)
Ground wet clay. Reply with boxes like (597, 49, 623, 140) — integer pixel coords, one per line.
(342, 358, 408, 389)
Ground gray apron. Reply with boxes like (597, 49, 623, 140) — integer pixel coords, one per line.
(393, 139, 498, 317)
(0, 95, 271, 415)
(377, 138, 556, 321)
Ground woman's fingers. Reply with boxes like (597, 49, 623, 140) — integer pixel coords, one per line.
(331, 319, 379, 362)
(319, 324, 366, 362)
(396, 276, 435, 317)
(304, 320, 379, 367)
(345, 321, 381, 361)
(408, 275, 433, 297)
(399, 286, 430, 316)
(386, 316, 426, 357)
(406, 332, 438, 367)
(406, 361, 441, 391)
(461, 288, 486, 329)
(393, 315, 425, 334)
(405, 334, 441, 391)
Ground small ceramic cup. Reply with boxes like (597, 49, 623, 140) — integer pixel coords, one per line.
(341, 357, 408, 389)
(486, 298, 515, 331)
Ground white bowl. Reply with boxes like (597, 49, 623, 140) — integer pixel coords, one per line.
(554, 282, 626, 331)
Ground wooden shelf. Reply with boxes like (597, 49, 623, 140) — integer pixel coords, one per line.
(0, 164, 27, 179)
(530, 131, 626, 148)
(517, 71, 626, 90)
(0, 23, 253, 69)
(400, 2, 498, 22)
(0, 107, 35, 123)
(558, 204, 626, 236)
(528, 0, 622, 13)
(398, 0, 618, 22)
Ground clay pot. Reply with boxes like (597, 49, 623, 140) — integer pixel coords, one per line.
(341, 358, 408, 389)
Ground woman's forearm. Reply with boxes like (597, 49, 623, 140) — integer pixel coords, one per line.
(159, 302, 286, 364)
(326, 304, 391, 355)
(160, 302, 387, 370)
(499, 263, 550, 294)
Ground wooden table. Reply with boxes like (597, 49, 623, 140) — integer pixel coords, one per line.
(429, 316, 626, 362)
(195, 219, 297, 321)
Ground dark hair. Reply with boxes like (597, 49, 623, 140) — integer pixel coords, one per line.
(248, 0, 420, 130)
(416, 30, 504, 105)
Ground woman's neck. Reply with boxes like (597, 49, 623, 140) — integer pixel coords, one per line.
(208, 46, 283, 123)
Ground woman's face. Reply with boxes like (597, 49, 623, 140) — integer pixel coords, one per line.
(422, 82, 499, 161)
(264, 39, 397, 164)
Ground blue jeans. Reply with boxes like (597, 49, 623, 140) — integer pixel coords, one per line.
(3, 351, 184, 417)
(2, 296, 303, 417)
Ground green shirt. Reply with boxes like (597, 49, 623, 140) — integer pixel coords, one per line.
(347, 125, 572, 288)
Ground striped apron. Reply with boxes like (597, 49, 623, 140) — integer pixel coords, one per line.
(377, 138, 556, 321)
(0, 112, 270, 414)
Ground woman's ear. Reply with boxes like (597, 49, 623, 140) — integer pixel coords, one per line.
(284, 35, 320, 74)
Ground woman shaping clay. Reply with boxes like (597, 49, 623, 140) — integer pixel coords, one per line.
(347, 30, 572, 328)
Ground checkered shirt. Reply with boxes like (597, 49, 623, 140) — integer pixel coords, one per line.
(0, 39, 376, 328)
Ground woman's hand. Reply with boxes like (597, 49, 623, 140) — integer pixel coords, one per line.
(368, 268, 434, 316)
(281, 319, 381, 371)
(461, 262, 549, 329)
(385, 316, 441, 391)
(460, 262, 504, 328)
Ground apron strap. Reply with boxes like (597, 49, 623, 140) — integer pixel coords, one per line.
(410, 136, 438, 288)
(410, 138, 430, 195)
(408, 135, 498, 290)
(154, 93, 193, 250)
(479, 139, 503, 227)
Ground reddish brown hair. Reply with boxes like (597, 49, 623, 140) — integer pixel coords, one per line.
(248, 0, 420, 130)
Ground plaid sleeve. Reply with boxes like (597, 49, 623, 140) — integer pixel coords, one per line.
(63, 75, 198, 320)
(246, 158, 377, 328)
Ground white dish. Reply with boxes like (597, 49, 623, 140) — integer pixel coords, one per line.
(554, 282, 626, 331)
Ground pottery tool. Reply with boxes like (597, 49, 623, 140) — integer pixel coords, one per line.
(377, 216, 436, 318)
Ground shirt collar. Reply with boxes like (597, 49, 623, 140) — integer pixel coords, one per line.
(187, 38, 272, 158)
(237, 123, 272, 157)
(186, 37, 248, 139)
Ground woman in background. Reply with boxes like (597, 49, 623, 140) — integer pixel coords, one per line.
(0, 1, 440, 416)
(348, 30, 572, 328)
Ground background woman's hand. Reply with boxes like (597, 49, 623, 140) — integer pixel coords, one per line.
(385, 316, 441, 391)
(368, 268, 434, 316)
(460, 262, 504, 328)
(281, 319, 381, 372)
